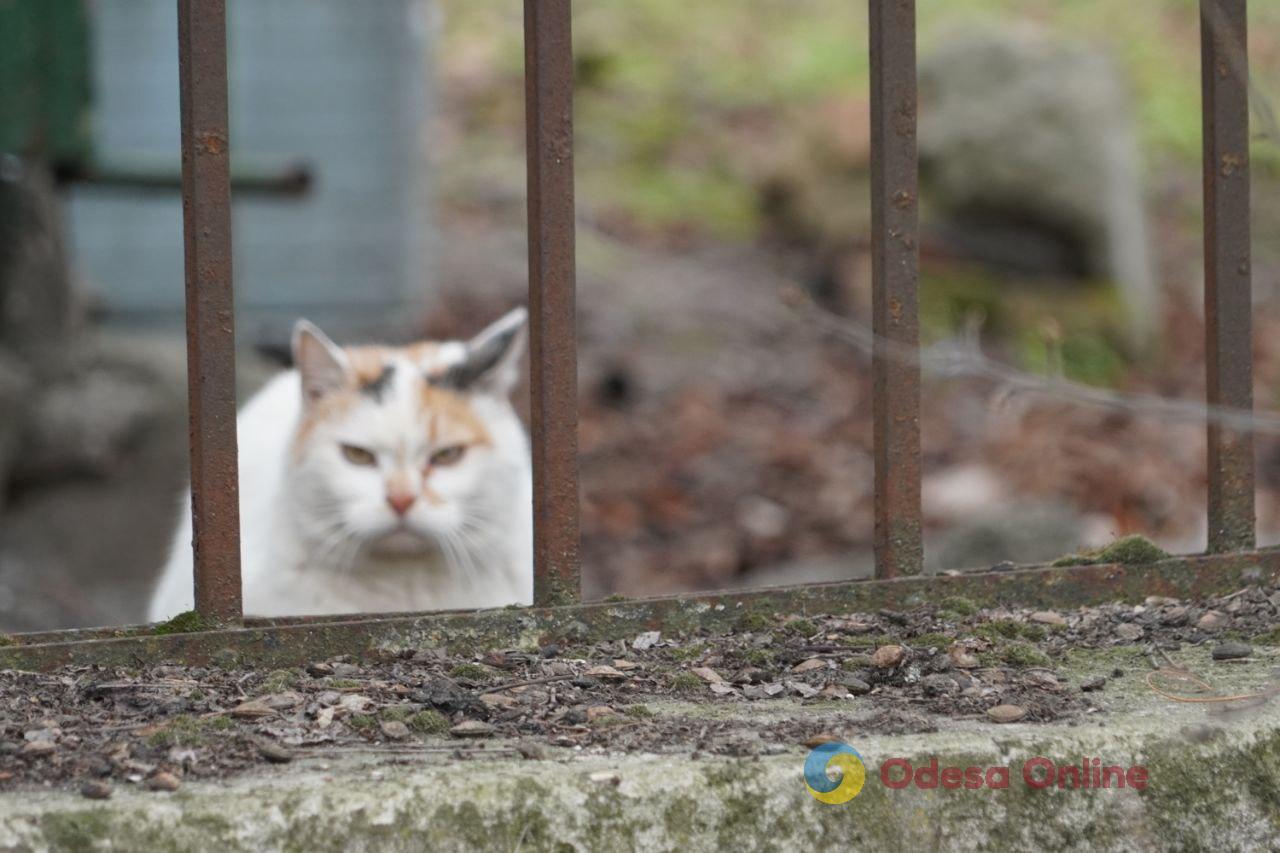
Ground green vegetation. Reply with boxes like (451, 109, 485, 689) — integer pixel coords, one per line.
(256, 668, 305, 694)
(1253, 627, 1280, 646)
(448, 663, 495, 682)
(1052, 534, 1168, 567)
(146, 714, 234, 748)
(152, 610, 217, 635)
(347, 714, 379, 734)
(781, 618, 817, 637)
(940, 596, 979, 618)
(623, 704, 656, 719)
(669, 672, 705, 693)
(909, 633, 953, 651)
(406, 709, 451, 736)
(997, 642, 1052, 668)
(740, 648, 776, 667)
(443, 1, 1280, 237)
(321, 678, 360, 690)
(668, 643, 709, 662)
(974, 619, 1046, 643)
(734, 612, 773, 633)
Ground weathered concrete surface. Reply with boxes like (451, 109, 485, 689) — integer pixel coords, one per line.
(2, 647, 1278, 852)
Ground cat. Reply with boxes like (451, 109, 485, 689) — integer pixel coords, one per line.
(147, 308, 533, 620)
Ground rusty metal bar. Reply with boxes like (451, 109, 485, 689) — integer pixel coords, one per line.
(5, 550, 1277, 672)
(178, 0, 242, 620)
(868, 0, 923, 578)
(1201, 0, 1255, 553)
(524, 0, 581, 607)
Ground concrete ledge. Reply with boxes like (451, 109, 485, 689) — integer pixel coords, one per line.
(4, 647, 1278, 852)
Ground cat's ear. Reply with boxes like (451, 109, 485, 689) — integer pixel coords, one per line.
(436, 307, 527, 396)
(292, 319, 351, 405)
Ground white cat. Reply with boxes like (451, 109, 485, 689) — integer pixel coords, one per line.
(148, 308, 533, 620)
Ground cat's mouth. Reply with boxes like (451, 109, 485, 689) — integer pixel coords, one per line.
(366, 527, 436, 558)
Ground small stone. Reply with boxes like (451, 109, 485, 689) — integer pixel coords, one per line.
(835, 674, 872, 695)
(586, 705, 618, 722)
(23, 729, 57, 743)
(732, 667, 769, 685)
(986, 704, 1027, 723)
(20, 740, 56, 758)
(1197, 610, 1228, 631)
(588, 771, 621, 786)
(1145, 596, 1179, 607)
(708, 682, 738, 696)
(583, 665, 627, 681)
(632, 631, 661, 651)
(480, 693, 518, 710)
(1080, 676, 1106, 692)
(1030, 611, 1066, 627)
(306, 662, 334, 677)
(612, 659, 640, 671)
(450, 720, 495, 738)
(380, 720, 411, 740)
(921, 674, 958, 696)
(230, 699, 277, 719)
(1159, 606, 1189, 627)
(515, 741, 546, 760)
(331, 662, 360, 678)
(692, 667, 725, 684)
(949, 645, 979, 669)
(257, 742, 294, 764)
(1114, 623, 1143, 642)
(1212, 642, 1253, 661)
(147, 771, 181, 792)
(259, 692, 304, 711)
(803, 732, 841, 748)
(80, 781, 112, 800)
(870, 645, 905, 668)
(819, 683, 849, 699)
(338, 694, 373, 713)
(785, 680, 820, 698)
(791, 658, 827, 674)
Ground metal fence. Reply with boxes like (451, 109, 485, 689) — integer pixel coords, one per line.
(2, 0, 1275, 670)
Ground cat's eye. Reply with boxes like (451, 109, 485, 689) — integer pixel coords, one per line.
(340, 444, 377, 466)
(429, 445, 467, 467)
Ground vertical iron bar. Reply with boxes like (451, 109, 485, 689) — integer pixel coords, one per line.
(869, 0, 923, 578)
(178, 0, 242, 620)
(524, 0, 581, 605)
(1201, 0, 1255, 552)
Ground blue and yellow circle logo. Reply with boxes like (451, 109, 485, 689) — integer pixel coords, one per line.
(804, 742, 866, 804)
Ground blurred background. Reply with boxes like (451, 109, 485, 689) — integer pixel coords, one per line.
(5, 0, 1280, 632)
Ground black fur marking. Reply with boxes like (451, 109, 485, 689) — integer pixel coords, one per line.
(429, 326, 519, 392)
(361, 364, 396, 401)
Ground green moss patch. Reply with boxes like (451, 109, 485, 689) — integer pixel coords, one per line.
(152, 610, 218, 635)
(146, 714, 234, 748)
(1052, 535, 1168, 568)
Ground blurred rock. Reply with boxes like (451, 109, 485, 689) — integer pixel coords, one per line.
(918, 28, 1155, 342)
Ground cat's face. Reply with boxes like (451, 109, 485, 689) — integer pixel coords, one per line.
(287, 309, 526, 567)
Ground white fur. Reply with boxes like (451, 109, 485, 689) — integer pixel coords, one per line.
(148, 312, 532, 620)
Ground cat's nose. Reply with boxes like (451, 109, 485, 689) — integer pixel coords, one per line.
(386, 492, 417, 517)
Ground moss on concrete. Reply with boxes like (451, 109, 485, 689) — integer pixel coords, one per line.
(152, 610, 218, 636)
(1053, 535, 1169, 568)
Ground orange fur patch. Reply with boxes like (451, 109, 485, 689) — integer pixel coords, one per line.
(421, 384, 492, 449)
